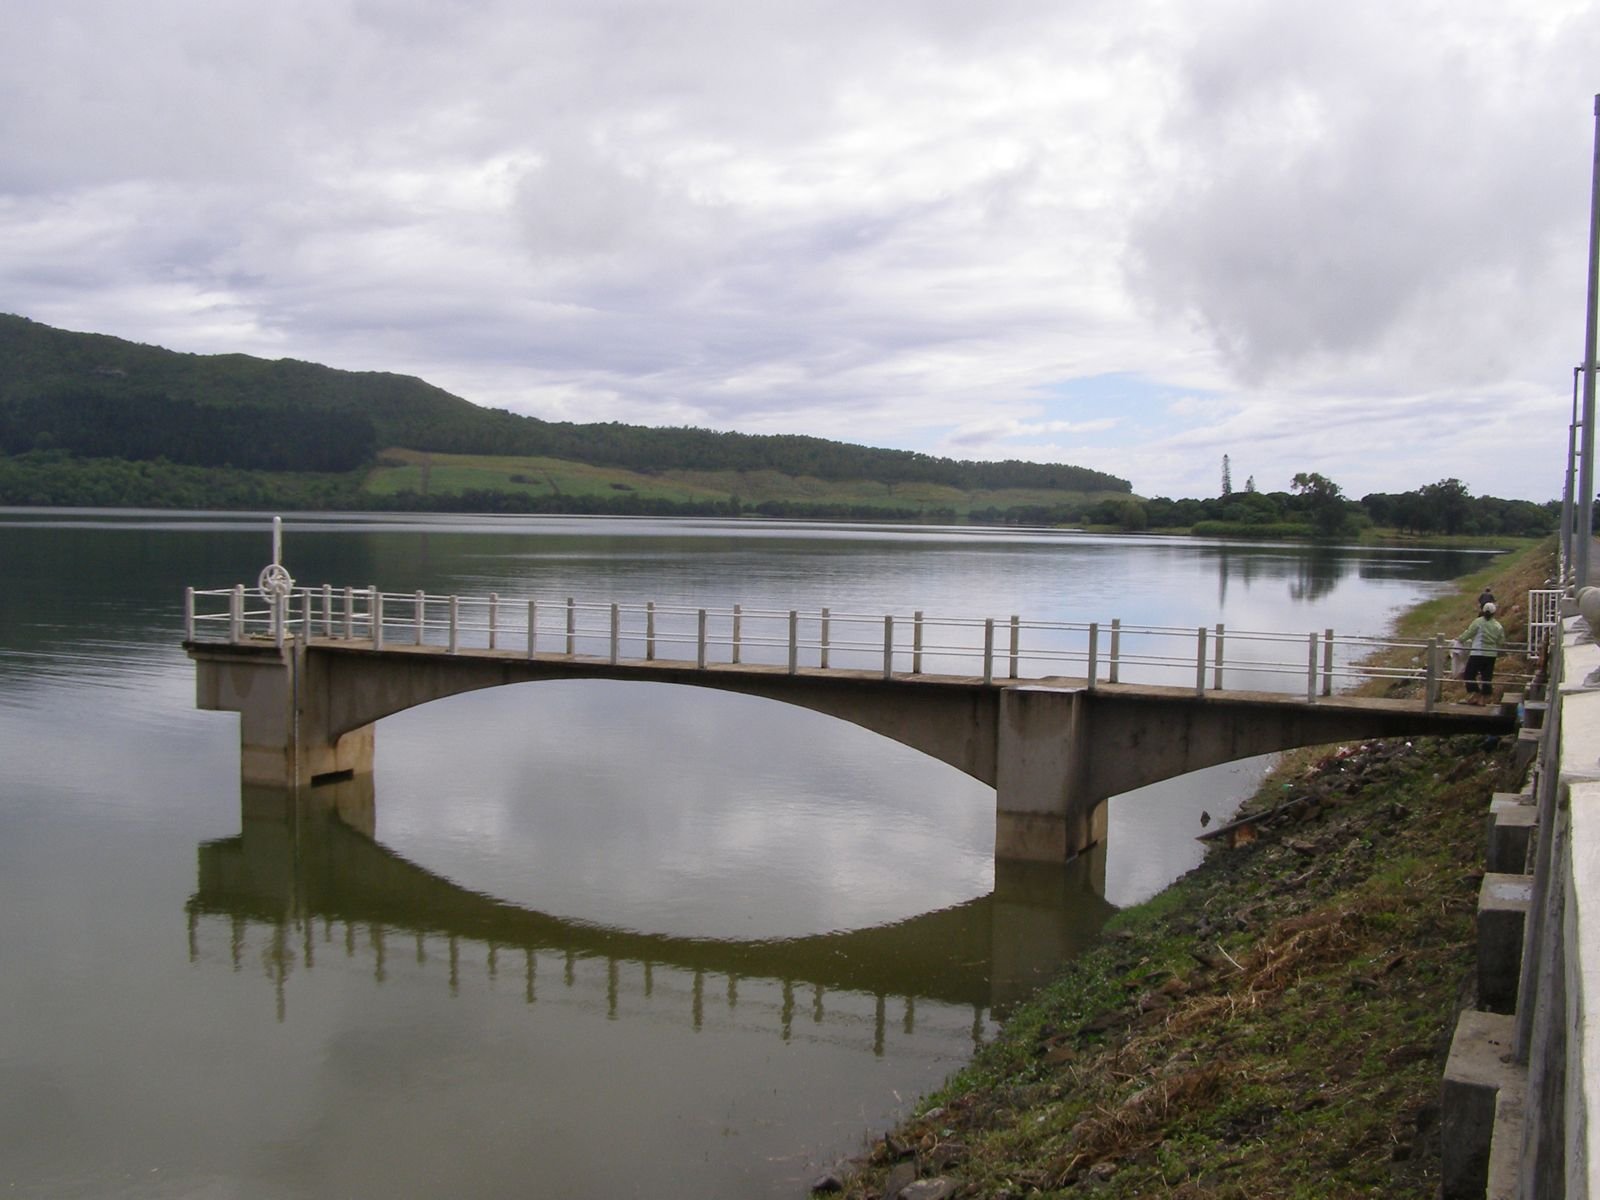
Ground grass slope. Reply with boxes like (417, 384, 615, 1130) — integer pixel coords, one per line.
(822, 541, 1552, 1199)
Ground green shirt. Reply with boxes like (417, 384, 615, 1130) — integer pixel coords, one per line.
(1459, 616, 1507, 657)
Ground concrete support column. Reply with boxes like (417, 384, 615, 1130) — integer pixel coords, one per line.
(994, 686, 1101, 862)
(191, 643, 374, 788)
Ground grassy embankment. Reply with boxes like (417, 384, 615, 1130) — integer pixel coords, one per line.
(819, 540, 1553, 1199)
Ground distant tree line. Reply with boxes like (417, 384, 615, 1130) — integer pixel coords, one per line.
(1092, 474, 1557, 538)
(0, 388, 375, 472)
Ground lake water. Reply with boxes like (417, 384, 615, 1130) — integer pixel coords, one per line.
(0, 510, 1487, 1197)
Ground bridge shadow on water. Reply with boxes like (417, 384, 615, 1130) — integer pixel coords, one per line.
(186, 776, 1117, 1050)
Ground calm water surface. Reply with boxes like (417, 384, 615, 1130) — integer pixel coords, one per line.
(0, 511, 1488, 1197)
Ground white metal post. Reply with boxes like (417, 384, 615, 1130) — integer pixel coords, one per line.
(820, 608, 831, 669)
(646, 602, 655, 660)
(184, 588, 195, 641)
(1109, 618, 1121, 684)
(371, 587, 383, 650)
(566, 598, 576, 656)
(489, 593, 499, 651)
(415, 590, 425, 645)
(1305, 633, 1318, 703)
(342, 586, 353, 641)
(983, 618, 995, 686)
(528, 600, 537, 658)
(697, 609, 707, 669)
(322, 584, 333, 638)
(788, 610, 798, 675)
(912, 611, 924, 674)
(1212, 623, 1225, 690)
(609, 603, 620, 665)
(274, 594, 285, 650)
(449, 596, 459, 654)
(1425, 636, 1441, 711)
(1322, 628, 1335, 697)
(732, 604, 742, 665)
(1194, 627, 1206, 694)
(1087, 622, 1098, 690)
(882, 615, 894, 679)
(1008, 616, 1020, 680)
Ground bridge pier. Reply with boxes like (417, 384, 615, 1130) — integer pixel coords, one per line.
(995, 687, 1103, 862)
(190, 641, 374, 789)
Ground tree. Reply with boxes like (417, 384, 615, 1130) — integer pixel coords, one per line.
(1245, 475, 1257, 493)
(1291, 471, 1353, 538)
(1221, 454, 1232, 496)
(1419, 477, 1471, 536)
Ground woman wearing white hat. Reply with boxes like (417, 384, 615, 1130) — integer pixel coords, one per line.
(1457, 602, 1506, 705)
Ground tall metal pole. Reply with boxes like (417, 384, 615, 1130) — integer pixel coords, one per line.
(1564, 366, 1580, 583)
(1575, 95, 1600, 587)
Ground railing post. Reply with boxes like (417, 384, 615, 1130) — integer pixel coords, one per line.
(1425, 635, 1441, 712)
(489, 593, 499, 651)
(1306, 632, 1318, 703)
(732, 604, 742, 665)
(449, 596, 460, 654)
(371, 587, 384, 650)
(184, 587, 195, 641)
(1109, 617, 1121, 684)
(1213, 623, 1225, 690)
(788, 610, 799, 675)
(342, 586, 353, 641)
(697, 609, 707, 669)
(274, 593, 286, 650)
(1322, 628, 1334, 697)
(1087, 622, 1098, 690)
(323, 584, 333, 638)
(566, 597, 576, 656)
(609, 603, 620, 665)
(1008, 615, 1020, 680)
(820, 608, 831, 669)
(882, 615, 894, 679)
(1194, 627, 1206, 695)
(645, 602, 656, 660)
(983, 618, 995, 686)
(414, 590, 425, 645)
(912, 610, 924, 675)
(528, 600, 538, 658)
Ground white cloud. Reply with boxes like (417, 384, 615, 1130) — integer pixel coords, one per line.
(1, 0, 1596, 501)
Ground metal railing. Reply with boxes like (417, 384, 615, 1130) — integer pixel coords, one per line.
(1527, 588, 1565, 655)
(186, 583, 1535, 707)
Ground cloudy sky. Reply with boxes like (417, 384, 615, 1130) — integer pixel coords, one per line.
(4, 0, 1599, 501)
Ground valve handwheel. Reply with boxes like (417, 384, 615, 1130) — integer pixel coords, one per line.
(258, 562, 294, 601)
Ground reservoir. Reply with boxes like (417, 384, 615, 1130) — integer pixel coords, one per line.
(0, 510, 1488, 1197)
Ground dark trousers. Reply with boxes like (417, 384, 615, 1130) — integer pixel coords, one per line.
(1464, 655, 1496, 696)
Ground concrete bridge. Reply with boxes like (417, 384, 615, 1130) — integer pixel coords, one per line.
(184, 582, 1513, 863)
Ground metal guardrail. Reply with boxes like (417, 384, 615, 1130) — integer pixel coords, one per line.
(185, 583, 1534, 707)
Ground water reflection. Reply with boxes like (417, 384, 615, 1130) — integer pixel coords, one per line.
(188, 779, 1116, 1044)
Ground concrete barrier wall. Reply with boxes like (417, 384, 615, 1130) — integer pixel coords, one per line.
(1447, 615, 1600, 1198)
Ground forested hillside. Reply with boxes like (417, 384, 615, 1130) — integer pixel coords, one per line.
(0, 314, 1129, 495)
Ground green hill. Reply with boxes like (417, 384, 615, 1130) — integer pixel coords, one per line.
(0, 313, 1131, 517)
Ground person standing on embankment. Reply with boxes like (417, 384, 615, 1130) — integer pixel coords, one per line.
(1458, 601, 1506, 705)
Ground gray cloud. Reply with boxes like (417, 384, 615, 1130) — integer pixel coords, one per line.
(0, 0, 1593, 500)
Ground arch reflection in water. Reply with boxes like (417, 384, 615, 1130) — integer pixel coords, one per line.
(186, 778, 1116, 1051)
